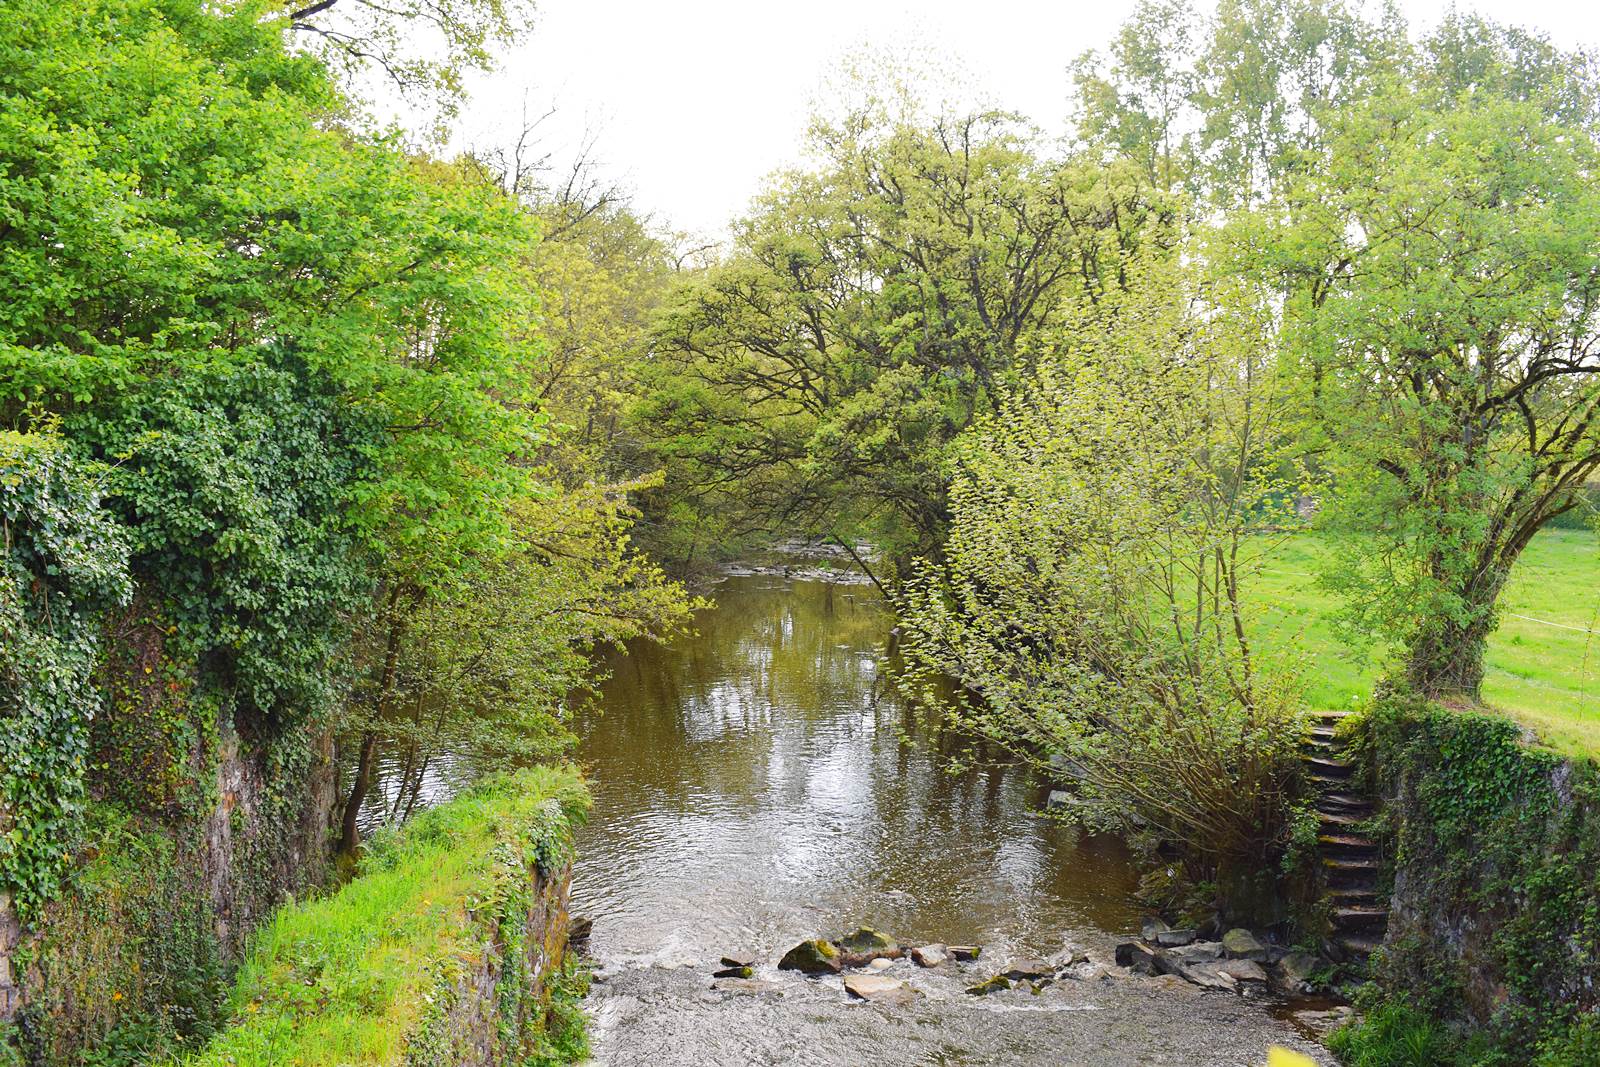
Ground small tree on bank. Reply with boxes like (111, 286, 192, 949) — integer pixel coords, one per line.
(898, 258, 1311, 918)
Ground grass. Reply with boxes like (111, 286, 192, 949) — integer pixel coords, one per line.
(1253, 528, 1600, 756)
(178, 766, 588, 1067)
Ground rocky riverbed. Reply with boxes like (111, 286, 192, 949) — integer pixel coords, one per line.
(584, 931, 1339, 1067)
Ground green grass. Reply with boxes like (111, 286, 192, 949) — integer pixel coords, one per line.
(178, 766, 588, 1067)
(1254, 528, 1600, 755)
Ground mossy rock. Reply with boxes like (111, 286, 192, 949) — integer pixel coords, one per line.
(965, 975, 1011, 996)
(837, 927, 897, 954)
(777, 939, 842, 974)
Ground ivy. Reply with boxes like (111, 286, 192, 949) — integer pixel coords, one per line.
(0, 431, 131, 917)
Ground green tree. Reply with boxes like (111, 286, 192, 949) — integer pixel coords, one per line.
(642, 105, 1174, 568)
(1272, 76, 1600, 700)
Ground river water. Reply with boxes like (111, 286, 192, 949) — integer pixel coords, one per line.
(570, 574, 1334, 1066)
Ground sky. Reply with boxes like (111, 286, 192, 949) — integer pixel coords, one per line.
(450, 0, 1600, 240)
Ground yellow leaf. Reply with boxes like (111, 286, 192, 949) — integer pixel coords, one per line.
(1268, 1048, 1317, 1067)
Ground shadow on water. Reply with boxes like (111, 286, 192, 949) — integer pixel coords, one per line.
(570, 574, 1141, 961)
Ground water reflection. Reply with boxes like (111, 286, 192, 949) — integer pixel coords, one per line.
(571, 575, 1140, 961)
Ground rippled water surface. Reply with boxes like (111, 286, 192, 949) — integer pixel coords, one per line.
(570, 575, 1141, 961)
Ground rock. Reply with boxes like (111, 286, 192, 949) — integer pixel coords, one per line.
(778, 938, 842, 975)
(711, 964, 754, 979)
(1217, 958, 1268, 984)
(1221, 928, 1268, 962)
(1053, 942, 1090, 967)
(719, 951, 757, 969)
(1045, 789, 1072, 810)
(1000, 958, 1052, 981)
(837, 927, 897, 954)
(911, 943, 948, 967)
(1273, 951, 1321, 993)
(1114, 940, 1159, 975)
(843, 973, 918, 1006)
(1294, 1005, 1356, 1034)
(1141, 916, 1171, 941)
(948, 945, 982, 961)
(866, 957, 893, 971)
(1165, 941, 1223, 964)
(1153, 928, 1197, 947)
(712, 978, 782, 996)
(1178, 961, 1239, 992)
(965, 974, 1012, 996)
(568, 916, 594, 944)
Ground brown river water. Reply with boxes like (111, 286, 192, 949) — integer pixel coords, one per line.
(569, 574, 1335, 1066)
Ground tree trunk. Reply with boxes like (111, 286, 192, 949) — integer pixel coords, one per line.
(1405, 571, 1507, 702)
(338, 729, 378, 856)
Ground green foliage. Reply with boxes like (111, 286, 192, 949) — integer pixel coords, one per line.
(1345, 696, 1600, 1061)
(0, 432, 131, 916)
(1328, 1001, 1487, 1067)
(897, 255, 1310, 912)
(641, 101, 1175, 565)
(180, 768, 589, 1067)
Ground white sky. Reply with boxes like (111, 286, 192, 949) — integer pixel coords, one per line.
(452, 0, 1600, 240)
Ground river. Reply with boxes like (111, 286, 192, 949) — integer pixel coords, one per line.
(570, 573, 1334, 1066)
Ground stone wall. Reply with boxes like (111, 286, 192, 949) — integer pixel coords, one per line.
(1359, 697, 1600, 1055)
(404, 856, 575, 1066)
(0, 714, 337, 1060)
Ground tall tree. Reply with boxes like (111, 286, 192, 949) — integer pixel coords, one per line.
(641, 106, 1175, 567)
(1272, 77, 1600, 699)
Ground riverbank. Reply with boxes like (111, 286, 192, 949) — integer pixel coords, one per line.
(178, 769, 588, 1066)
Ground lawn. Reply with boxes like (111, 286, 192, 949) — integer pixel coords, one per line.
(1253, 528, 1600, 756)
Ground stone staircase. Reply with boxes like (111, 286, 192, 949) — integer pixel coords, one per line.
(1304, 710, 1388, 959)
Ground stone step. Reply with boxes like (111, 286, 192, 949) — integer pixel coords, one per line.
(1332, 905, 1390, 929)
(1319, 833, 1379, 852)
(1323, 855, 1381, 872)
(1317, 793, 1374, 814)
(1305, 756, 1354, 778)
(1335, 932, 1384, 956)
(1308, 709, 1353, 721)
(1328, 886, 1382, 904)
(1317, 810, 1371, 830)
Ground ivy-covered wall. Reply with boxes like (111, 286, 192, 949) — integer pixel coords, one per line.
(0, 711, 336, 1063)
(1349, 696, 1600, 1064)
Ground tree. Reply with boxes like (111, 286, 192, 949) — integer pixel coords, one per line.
(1271, 77, 1600, 699)
(641, 104, 1175, 568)
(898, 255, 1310, 915)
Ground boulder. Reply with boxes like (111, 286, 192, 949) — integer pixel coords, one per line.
(1000, 958, 1053, 981)
(965, 975, 1012, 996)
(843, 973, 918, 1006)
(948, 945, 982, 961)
(712, 964, 754, 979)
(1053, 942, 1090, 968)
(866, 957, 893, 971)
(911, 943, 948, 968)
(1114, 940, 1159, 975)
(1045, 789, 1072, 810)
(720, 951, 757, 969)
(568, 916, 594, 945)
(1165, 941, 1222, 965)
(1152, 928, 1197, 948)
(778, 939, 842, 975)
(1273, 951, 1320, 993)
(1217, 958, 1268, 984)
(1141, 916, 1171, 941)
(1178, 961, 1239, 992)
(1221, 928, 1268, 962)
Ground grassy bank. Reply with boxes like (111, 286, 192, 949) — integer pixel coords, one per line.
(1254, 529, 1600, 755)
(179, 768, 589, 1067)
